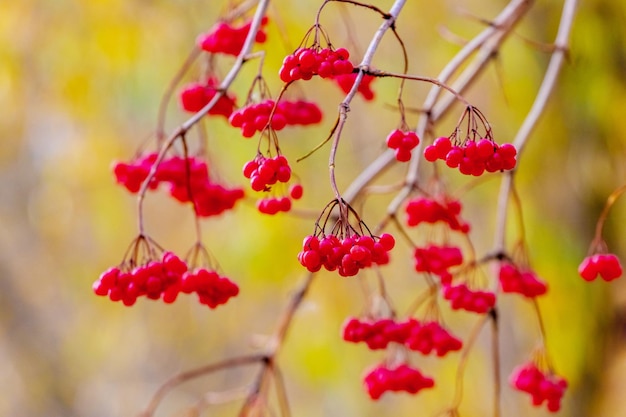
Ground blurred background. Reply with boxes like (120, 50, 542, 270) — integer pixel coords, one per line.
(1, 0, 626, 416)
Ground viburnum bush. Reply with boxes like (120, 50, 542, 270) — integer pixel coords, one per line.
(93, 0, 625, 416)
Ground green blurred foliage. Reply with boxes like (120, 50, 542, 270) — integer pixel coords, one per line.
(1, 1, 625, 417)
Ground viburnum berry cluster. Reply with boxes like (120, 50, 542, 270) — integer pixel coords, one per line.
(298, 232, 395, 276)
(279, 46, 354, 82)
(405, 196, 470, 233)
(578, 253, 623, 282)
(499, 262, 548, 297)
(363, 363, 435, 400)
(442, 283, 496, 314)
(424, 136, 517, 176)
(342, 317, 462, 356)
(228, 98, 323, 137)
(93, 249, 239, 308)
(242, 154, 291, 191)
(413, 244, 463, 285)
(179, 78, 237, 117)
(386, 129, 420, 162)
(197, 16, 268, 56)
(333, 72, 376, 101)
(112, 153, 244, 217)
(510, 362, 568, 412)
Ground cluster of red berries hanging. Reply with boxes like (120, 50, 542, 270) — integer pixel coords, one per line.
(229, 99, 323, 137)
(297, 200, 395, 276)
(298, 232, 395, 277)
(405, 196, 470, 233)
(179, 78, 237, 118)
(243, 154, 292, 191)
(280, 46, 354, 82)
(113, 153, 244, 217)
(93, 248, 238, 308)
(423, 106, 517, 176)
(413, 244, 463, 285)
(333, 72, 377, 101)
(197, 16, 268, 56)
(499, 262, 548, 297)
(364, 363, 435, 400)
(256, 184, 303, 215)
(342, 317, 462, 356)
(442, 283, 496, 314)
(510, 362, 568, 412)
(424, 136, 517, 176)
(386, 129, 420, 162)
(578, 253, 623, 281)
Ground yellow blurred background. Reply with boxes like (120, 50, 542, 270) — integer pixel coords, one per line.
(1, 1, 626, 416)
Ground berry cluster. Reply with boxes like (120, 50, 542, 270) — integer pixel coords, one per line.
(424, 137, 517, 176)
(405, 196, 470, 233)
(255, 183, 304, 215)
(93, 252, 239, 308)
(510, 362, 567, 412)
(499, 262, 548, 297)
(279, 47, 354, 82)
(333, 72, 376, 101)
(113, 153, 244, 217)
(413, 245, 463, 285)
(442, 283, 496, 314)
(342, 317, 462, 356)
(180, 267, 240, 308)
(386, 129, 420, 162)
(298, 233, 395, 277)
(229, 99, 323, 137)
(364, 363, 435, 400)
(179, 78, 236, 118)
(256, 196, 292, 215)
(578, 253, 623, 282)
(197, 17, 268, 56)
(276, 99, 323, 126)
(242, 155, 292, 192)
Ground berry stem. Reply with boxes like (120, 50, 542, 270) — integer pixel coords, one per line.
(592, 183, 626, 251)
(328, 0, 406, 200)
(156, 46, 202, 145)
(449, 314, 490, 411)
(139, 354, 267, 417)
(494, 0, 577, 254)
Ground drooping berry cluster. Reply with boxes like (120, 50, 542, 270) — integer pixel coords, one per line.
(242, 155, 292, 192)
(256, 196, 292, 215)
(298, 233, 395, 277)
(442, 283, 496, 314)
(578, 253, 623, 282)
(179, 78, 237, 118)
(405, 196, 470, 233)
(93, 251, 239, 308)
(510, 362, 568, 412)
(499, 262, 548, 297)
(279, 47, 354, 82)
(342, 317, 462, 356)
(275, 99, 323, 126)
(179, 267, 240, 308)
(413, 244, 463, 285)
(364, 363, 435, 400)
(255, 183, 304, 215)
(333, 72, 376, 101)
(424, 137, 517, 176)
(197, 17, 268, 56)
(113, 153, 244, 217)
(386, 129, 420, 162)
(229, 99, 323, 137)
